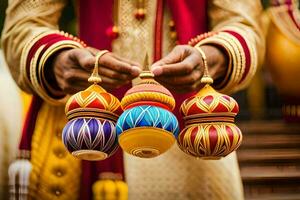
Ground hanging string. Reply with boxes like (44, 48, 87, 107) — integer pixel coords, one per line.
(88, 50, 109, 84)
(195, 46, 214, 84)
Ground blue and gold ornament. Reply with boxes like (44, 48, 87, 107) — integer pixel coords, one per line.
(62, 51, 122, 161)
(116, 55, 179, 158)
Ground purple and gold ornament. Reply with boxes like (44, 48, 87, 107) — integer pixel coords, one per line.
(62, 51, 122, 161)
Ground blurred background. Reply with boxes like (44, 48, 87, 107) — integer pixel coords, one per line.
(0, 1, 299, 200)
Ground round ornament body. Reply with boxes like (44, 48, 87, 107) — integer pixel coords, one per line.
(116, 105, 179, 158)
(177, 123, 242, 159)
(115, 59, 179, 158)
(178, 84, 242, 159)
(62, 84, 121, 161)
(62, 118, 118, 161)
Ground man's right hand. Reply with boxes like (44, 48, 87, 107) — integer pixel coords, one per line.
(50, 48, 141, 94)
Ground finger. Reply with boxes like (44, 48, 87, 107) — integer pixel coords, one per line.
(112, 54, 141, 68)
(87, 47, 141, 67)
(100, 54, 141, 77)
(99, 66, 133, 81)
(63, 68, 91, 83)
(68, 48, 95, 71)
(86, 47, 142, 76)
(155, 69, 202, 85)
(151, 47, 183, 68)
(85, 46, 99, 56)
(57, 77, 90, 94)
(100, 76, 131, 88)
(152, 54, 200, 76)
(157, 81, 200, 93)
(54, 67, 89, 92)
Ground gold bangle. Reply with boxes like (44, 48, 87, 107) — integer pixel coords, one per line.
(196, 36, 239, 93)
(211, 33, 244, 93)
(195, 37, 234, 90)
(88, 50, 109, 84)
(20, 30, 61, 93)
(30, 45, 57, 103)
(220, 25, 257, 90)
(39, 40, 83, 96)
(30, 41, 82, 105)
(217, 33, 245, 86)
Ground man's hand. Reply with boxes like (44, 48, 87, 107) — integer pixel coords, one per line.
(151, 45, 227, 93)
(50, 48, 141, 94)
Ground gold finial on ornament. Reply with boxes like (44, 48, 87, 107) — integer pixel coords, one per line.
(88, 50, 109, 84)
(195, 47, 213, 85)
(140, 53, 154, 78)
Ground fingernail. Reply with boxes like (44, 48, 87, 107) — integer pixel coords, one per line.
(131, 66, 142, 76)
(151, 67, 163, 76)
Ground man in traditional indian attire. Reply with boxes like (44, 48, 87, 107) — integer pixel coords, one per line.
(1, 0, 264, 199)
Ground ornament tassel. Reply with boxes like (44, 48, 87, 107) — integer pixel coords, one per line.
(88, 50, 109, 84)
(195, 47, 214, 85)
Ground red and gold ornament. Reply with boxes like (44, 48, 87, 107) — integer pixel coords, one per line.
(177, 47, 242, 159)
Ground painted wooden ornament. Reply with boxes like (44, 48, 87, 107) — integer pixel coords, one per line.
(116, 54, 179, 158)
(177, 47, 242, 159)
(62, 51, 122, 161)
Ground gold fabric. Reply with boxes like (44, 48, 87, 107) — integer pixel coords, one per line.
(209, 0, 265, 67)
(1, 0, 265, 200)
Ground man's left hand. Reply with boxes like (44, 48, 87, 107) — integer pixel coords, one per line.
(151, 45, 227, 93)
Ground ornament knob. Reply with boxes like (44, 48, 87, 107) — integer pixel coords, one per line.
(139, 53, 155, 79)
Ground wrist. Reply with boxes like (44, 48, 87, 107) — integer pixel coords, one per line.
(22, 31, 86, 104)
(198, 45, 228, 81)
(45, 49, 69, 95)
(190, 29, 256, 94)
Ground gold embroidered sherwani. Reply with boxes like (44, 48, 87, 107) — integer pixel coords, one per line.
(1, 0, 264, 200)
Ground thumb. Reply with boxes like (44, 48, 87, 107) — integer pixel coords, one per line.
(151, 47, 183, 76)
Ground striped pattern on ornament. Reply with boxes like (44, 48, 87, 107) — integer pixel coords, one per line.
(177, 123, 242, 158)
(65, 87, 121, 114)
(181, 94, 239, 116)
(116, 105, 179, 137)
(62, 118, 118, 154)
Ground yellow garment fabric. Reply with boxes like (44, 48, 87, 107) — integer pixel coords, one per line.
(20, 92, 31, 119)
(30, 103, 81, 200)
